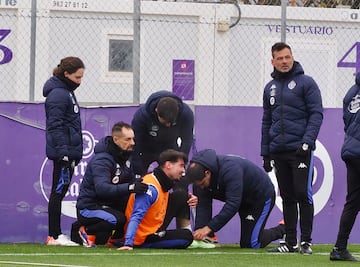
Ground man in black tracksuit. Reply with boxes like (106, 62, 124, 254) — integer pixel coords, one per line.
(261, 42, 323, 254)
(186, 149, 285, 248)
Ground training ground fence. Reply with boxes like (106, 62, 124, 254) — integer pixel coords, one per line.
(1, 0, 360, 107)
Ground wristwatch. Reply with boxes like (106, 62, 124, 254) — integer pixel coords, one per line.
(302, 143, 309, 151)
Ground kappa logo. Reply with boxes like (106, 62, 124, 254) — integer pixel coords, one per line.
(146, 188, 152, 197)
(269, 140, 335, 216)
(245, 214, 255, 221)
(298, 162, 308, 169)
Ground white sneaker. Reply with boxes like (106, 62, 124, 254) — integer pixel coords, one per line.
(46, 236, 60, 246)
(46, 234, 79, 246)
(188, 240, 216, 249)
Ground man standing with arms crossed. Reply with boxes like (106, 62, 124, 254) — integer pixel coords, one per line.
(261, 42, 323, 254)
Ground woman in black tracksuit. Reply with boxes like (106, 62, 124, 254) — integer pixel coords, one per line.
(43, 57, 84, 246)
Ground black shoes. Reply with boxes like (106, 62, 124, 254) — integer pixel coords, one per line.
(330, 248, 358, 261)
(267, 241, 299, 253)
(268, 241, 313, 254)
(300, 241, 312, 255)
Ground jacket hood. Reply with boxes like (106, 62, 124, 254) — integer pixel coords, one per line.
(94, 136, 110, 154)
(144, 90, 183, 116)
(94, 136, 133, 163)
(42, 76, 68, 97)
(356, 72, 360, 86)
(190, 149, 218, 173)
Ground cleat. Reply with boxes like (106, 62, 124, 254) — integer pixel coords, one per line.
(203, 234, 219, 244)
(106, 237, 124, 248)
(268, 242, 299, 253)
(78, 226, 96, 248)
(188, 240, 216, 249)
(300, 241, 312, 255)
(330, 248, 358, 261)
(46, 236, 60, 246)
(46, 234, 79, 246)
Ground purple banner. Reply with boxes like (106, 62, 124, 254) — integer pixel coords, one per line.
(172, 59, 195, 101)
(0, 103, 358, 244)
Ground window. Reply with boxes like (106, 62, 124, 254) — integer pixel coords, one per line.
(100, 31, 133, 83)
(108, 39, 133, 72)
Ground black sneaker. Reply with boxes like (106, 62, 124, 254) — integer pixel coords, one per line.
(330, 248, 358, 261)
(300, 241, 312, 255)
(268, 241, 299, 253)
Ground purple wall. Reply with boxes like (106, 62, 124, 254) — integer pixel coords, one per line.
(0, 102, 358, 244)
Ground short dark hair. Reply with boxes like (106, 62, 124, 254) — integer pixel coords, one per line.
(112, 121, 132, 136)
(156, 97, 179, 124)
(271, 42, 292, 58)
(158, 149, 187, 167)
(53, 56, 85, 76)
(186, 162, 206, 183)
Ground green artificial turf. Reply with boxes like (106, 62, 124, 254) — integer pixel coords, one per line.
(0, 243, 359, 267)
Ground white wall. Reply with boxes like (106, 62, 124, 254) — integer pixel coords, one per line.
(1, 1, 359, 107)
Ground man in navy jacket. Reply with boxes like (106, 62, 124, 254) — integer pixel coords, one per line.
(76, 122, 148, 247)
(131, 90, 194, 231)
(261, 42, 323, 254)
(131, 90, 194, 176)
(330, 72, 360, 261)
(186, 149, 285, 249)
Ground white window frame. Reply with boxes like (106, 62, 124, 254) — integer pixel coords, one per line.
(100, 29, 133, 84)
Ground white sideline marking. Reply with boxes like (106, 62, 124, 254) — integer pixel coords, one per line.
(1, 252, 359, 256)
(0, 261, 91, 267)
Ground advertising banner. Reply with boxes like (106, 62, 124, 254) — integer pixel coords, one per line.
(0, 103, 357, 244)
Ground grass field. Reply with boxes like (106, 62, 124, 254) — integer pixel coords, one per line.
(0, 243, 359, 267)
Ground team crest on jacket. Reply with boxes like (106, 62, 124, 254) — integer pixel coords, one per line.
(69, 93, 79, 113)
(112, 176, 120, 184)
(270, 85, 276, 106)
(112, 163, 121, 184)
(73, 105, 79, 113)
(288, 80, 296, 90)
(270, 85, 276, 95)
(348, 94, 360, 114)
(149, 125, 159, 137)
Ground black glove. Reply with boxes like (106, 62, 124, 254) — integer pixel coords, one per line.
(262, 156, 273, 172)
(128, 182, 148, 194)
(296, 143, 310, 158)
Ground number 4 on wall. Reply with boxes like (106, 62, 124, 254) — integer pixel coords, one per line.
(337, 42, 360, 74)
(0, 29, 13, 65)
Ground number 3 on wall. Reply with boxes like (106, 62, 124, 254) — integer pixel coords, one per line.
(0, 29, 13, 65)
(337, 42, 360, 74)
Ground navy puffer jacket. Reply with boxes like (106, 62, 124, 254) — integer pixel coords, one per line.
(43, 76, 83, 161)
(131, 90, 194, 157)
(341, 72, 360, 160)
(76, 136, 135, 211)
(190, 149, 274, 233)
(261, 61, 323, 156)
